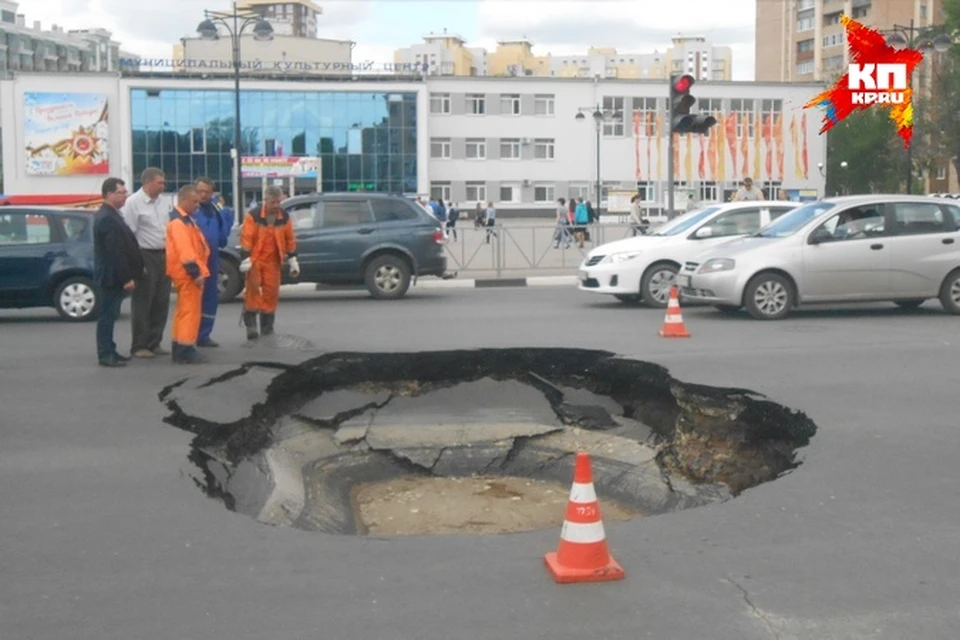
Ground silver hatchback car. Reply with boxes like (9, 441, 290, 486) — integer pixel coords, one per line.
(678, 195, 960, 319)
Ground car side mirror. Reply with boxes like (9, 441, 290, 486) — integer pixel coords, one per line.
(694, 226, 713, 239)
(809, 227, 831, 245)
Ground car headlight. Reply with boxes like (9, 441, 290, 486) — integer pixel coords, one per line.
(698, 258, 736, 273)
(603, 251, 642, 264)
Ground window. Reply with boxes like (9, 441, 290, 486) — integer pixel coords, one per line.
(797, 10, 815, 32)
(892, 202, 948, 235)
(0, 213, 51, 244)
(921, 4, 928, 19)
(465, 181, 486, 203)
(500, 93, 521, 115)
(430, 138, 451, 159)
(534, 138, 555, 160)
(190, 127, 205, 154)
(430, 93, 450, 114)
(636, 181, 655, 202)
(824, 11, 842, 26)
(699, 98, 723, 121)
(823, 33, 843, 48)
(500, 138, 520, 159)
(286, 203, 318, 229)
(631, 97, 658, 136)
(761, 181, 782, 199)
(319, 199, 374, 228)
(730, 99, 756, 136)
(708, 208, 762, 237)
(600, 181, 618, 203)
(852, 5, 869, 19)
(569, 184, 590, 201)
(499, 184, 520, 203)
(466, 138, 486, 160)
(943, 204, 960, 226)
(814, 206, 886, 241)
(466, 94, 485, 115)
(797, 39, 815, 53)
(534, 94, 554, 116)
(58, 216, 90, 241)
(430, 182, 451, 203)
(534, 184, 555, 202)
(371, 198, 419, 222)
(602, 97, 625, 136)
(936, 166, 947, 180)
(699, 181, 718, 203)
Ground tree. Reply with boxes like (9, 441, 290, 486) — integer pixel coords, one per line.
(928, 0, 960, 180)
(826, 109, 907, 194)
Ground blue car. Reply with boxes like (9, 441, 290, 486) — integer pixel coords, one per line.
(0, 207, 100, 321)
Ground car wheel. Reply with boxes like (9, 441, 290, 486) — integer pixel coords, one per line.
(938, 269, 960, 315)
(54, 276, 99, 322)
(218, 258, 243, 303)
(744, 273, 794, 320)
(365, 254, 411, 300)
(714, 304, 741, 315)
(894, 299, 926, 310)
(640, 263, 679, 308)
(614, 294, 640, 304)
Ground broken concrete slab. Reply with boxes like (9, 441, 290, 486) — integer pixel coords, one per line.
(165, 365, 282, 425)
(296, 389, 392, 423)
(333, 408, 377, 445)
(431, 442, 515, 476)
(534, 426, 657, 466)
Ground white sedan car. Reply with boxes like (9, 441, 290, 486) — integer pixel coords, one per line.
(577, 201, 799, 307)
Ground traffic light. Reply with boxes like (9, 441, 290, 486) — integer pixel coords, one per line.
(669, 74, 718, 135)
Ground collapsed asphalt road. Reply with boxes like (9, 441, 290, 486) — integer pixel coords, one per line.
(158, 348, 816, 536)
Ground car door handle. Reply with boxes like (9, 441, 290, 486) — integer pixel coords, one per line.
(943, 238, 955, 245)
(357, 228, 375, 235)
(870, 244, 883, 250)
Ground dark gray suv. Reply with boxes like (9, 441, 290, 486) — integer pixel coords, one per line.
(218, 192, 448, 301)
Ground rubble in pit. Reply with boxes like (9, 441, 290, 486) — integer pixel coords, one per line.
(158, 348, 817, 536)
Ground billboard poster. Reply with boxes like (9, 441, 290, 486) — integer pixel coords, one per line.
(23, 93, 109, 176)
(241, 156, 319, 178)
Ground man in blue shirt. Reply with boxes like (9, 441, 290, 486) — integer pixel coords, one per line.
(192, 177, 234, 347)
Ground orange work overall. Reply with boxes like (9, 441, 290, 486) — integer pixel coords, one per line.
(166, 208, 211, 348)
(240, 207, 297, 314)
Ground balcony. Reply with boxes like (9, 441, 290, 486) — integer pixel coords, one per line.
(852, 0, 870, 7)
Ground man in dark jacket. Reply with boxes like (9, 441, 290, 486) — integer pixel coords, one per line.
(94, 177, 143, 367)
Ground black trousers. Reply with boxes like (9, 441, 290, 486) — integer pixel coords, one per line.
(131, 249, 171, 352)
(96, 288, 126, 361)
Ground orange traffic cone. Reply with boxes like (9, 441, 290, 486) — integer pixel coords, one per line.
(658, 286, 690, 338)
(544, 452, 625, 584)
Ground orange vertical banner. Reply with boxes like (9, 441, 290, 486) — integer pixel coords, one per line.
(724, 112, 738, 181)
(684, 133, 693, 182)
(646, 112, 654, 181)
(801, 111, 809, 179)
(698, 135, 706, 180)
(791, 115, 802, 179)
(774, 113, 785, 181)
(708, 128, 718, 180)
(716, 112, 726, 181)
(656, 113, 663, 181)
(754, 114, 762, 182)
(740, 112, 750, 178)
(633, 111, 642, 179)
(762, 114, 773, 181)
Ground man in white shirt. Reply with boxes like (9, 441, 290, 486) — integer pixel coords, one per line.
(121, 167, 172, 358)
(733, 177, 763, 202)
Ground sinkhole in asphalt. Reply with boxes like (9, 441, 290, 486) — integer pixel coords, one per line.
(159, 348, 817, 537)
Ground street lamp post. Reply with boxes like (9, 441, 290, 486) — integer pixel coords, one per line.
(575, 105, 622, 213)
(196, 2, 274, 213)
(883, 21, 955, 195)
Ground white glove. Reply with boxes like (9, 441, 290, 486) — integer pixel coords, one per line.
(288, 257, 300, 278)
(239, 257, 252, 273)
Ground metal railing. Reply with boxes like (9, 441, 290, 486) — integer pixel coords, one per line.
(441, 221, 648, 278)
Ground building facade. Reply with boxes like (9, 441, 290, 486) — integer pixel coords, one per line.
(395, 34, 733, 81)
(0, 73, 825, 213)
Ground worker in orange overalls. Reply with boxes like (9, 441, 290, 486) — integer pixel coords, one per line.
(166, 184, 210, 364)
(239, 185, 299, 340)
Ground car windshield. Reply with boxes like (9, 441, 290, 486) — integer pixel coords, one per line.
(653, 206, 722, 236)
(754, 201, 837, 237)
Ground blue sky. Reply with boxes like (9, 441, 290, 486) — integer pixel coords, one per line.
(29, 0, 757, 79)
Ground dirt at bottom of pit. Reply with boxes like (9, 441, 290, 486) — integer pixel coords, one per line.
(352, 475, 639, 536)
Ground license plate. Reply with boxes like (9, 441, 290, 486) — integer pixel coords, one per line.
(676, 274, 691, 288)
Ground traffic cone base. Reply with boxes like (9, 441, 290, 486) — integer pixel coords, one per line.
(543, 452, 625, 584)
(659, 285, 691, 338)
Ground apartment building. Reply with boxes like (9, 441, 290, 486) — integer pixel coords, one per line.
(0, 0, 130, 75)
(426, 77, 825, 213)
(395, 34, 733, 81)
(173, 0, 354, 76)
(756, 0, 943, 83)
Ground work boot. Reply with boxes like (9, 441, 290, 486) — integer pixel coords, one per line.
(260, 312, 275, 336)
(243, 311, 259, 341)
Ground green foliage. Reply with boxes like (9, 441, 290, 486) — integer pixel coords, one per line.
(825, 109, 907, 195)
(934, 0, 960, 177)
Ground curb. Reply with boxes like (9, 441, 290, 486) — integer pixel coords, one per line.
(302, 275, 578, 293)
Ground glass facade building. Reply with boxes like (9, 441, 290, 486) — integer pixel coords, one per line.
(129, 89, 418, 201)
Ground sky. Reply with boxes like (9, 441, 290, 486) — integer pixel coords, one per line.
(26, 0, 757, 80)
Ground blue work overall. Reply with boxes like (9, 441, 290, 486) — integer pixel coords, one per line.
(192, 201, 233, 344)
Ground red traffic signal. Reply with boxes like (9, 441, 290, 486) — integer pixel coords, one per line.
(672, 74, 694, 93)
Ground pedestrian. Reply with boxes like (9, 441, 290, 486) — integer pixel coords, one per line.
(93, 177, 143, 368)
(192, 177, 233, 348)
(484, 201, 498, 244)
(121, 167, 171, 359)
(733, 177, 763, 201)
(628, 194, 645, 236)
(239, 186, 299, 341)
(429, 197, 448, 237)
(553, 197, 572, 248)
(574, 198, 589, 247)
(474, 202, 484, 229)
(165, 185, 210, 363)
(446, 201, 459, 241)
